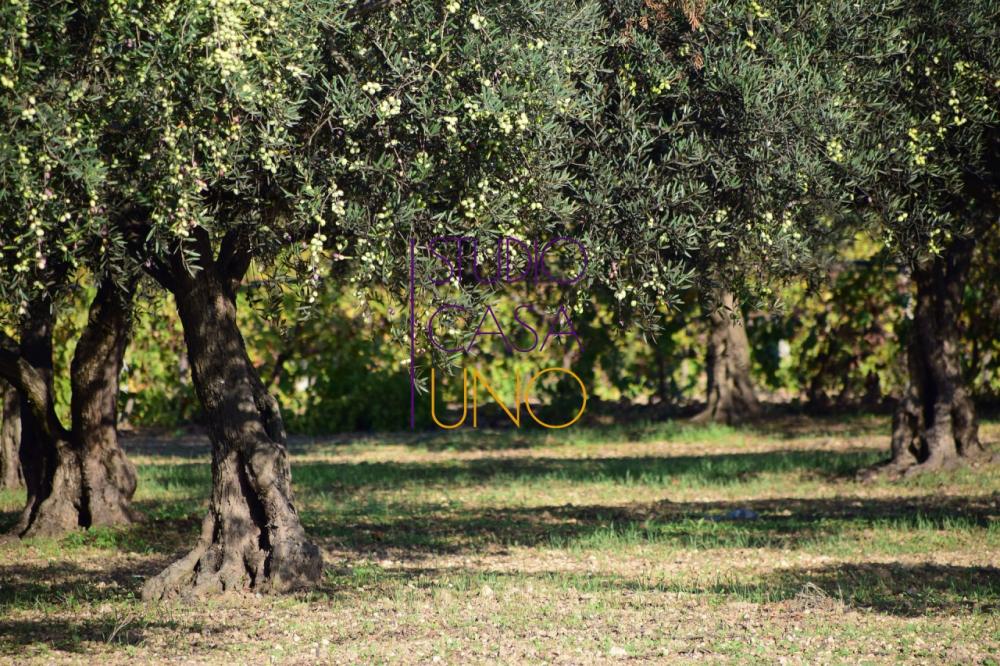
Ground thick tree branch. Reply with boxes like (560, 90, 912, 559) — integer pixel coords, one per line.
(118, 212, 178, 292)
(0, 332, 70, 442)
(217, 228, 253, 285)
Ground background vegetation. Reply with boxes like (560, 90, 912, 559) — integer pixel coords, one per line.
(101, 231, 999, 435)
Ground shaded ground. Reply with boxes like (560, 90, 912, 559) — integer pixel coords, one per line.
(0, 415, 998, 663)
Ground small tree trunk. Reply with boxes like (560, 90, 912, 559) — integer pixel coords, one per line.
(0, 381, 22, 489)
(693, 291, 760, 424)
(12, 299, 80, 537)
(655, 346, 668, 404)
(861, 372, 883, 410)
(142, 266, 322, 600)
(12, 282, 138, 537)
(865, 237, 984, 479)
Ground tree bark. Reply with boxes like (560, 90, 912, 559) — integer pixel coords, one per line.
(2, 281, 138, 537)
(864, 237, 984, 478)
(142, 263, 322, 600)
(70, 279, 140, 527)
(0, 381, 22, 490)
(693, 290, 760, 424)
(9, 298, 79, 536)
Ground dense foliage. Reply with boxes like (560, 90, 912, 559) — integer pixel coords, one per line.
(4, 0, 993, 434)
(571, 0, 866, 325)
(0, 1, 124, 312)
(840, 0, 999, 258)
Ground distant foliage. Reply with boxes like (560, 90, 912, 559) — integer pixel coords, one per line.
(119, 294, 198, 428)
(747, 239, 908, 410)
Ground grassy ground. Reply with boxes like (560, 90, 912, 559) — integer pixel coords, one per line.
(1, 415, 998, 664)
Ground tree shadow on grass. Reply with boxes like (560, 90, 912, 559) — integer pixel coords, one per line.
(0, 511, 17, 535)
(289, 449, 866, 489)
(0, 616, 174, 654)
(121, 411, 894, 456)
(318, 559, 1000, 618)
(0, 559, 190, 654)
(304, 493, 999, 555)
(2, 442, 993, 561)
(704, 561, 1000, 617)
(0, 507, 201, 557)
(321, 562, 1000, 617)
(745, 414, 889, 441)
(4, 490, 993, 586)
(0, 559, 167, 607)
(94, 446, 993, 557)
(134, 448, 881, 497)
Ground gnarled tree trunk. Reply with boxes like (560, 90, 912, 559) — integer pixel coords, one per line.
(9, 298, 78, 537)
(693, 290, 760, 424)
(865, 237, 984, 478)
(142, 263, 321, 600)
(2, 281, 138, 537)
(0, 381, 22, 490)
(70, 279, 139, 527)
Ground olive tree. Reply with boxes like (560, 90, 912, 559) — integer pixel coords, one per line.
(840, 0, 999, 475)
(0, 0, 139, 536)
(84, 0, 602, 598)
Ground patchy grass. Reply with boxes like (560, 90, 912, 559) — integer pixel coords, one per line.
(0, 417, 998, 663)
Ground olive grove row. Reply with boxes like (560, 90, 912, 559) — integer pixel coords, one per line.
(0, 0, 996, 598)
